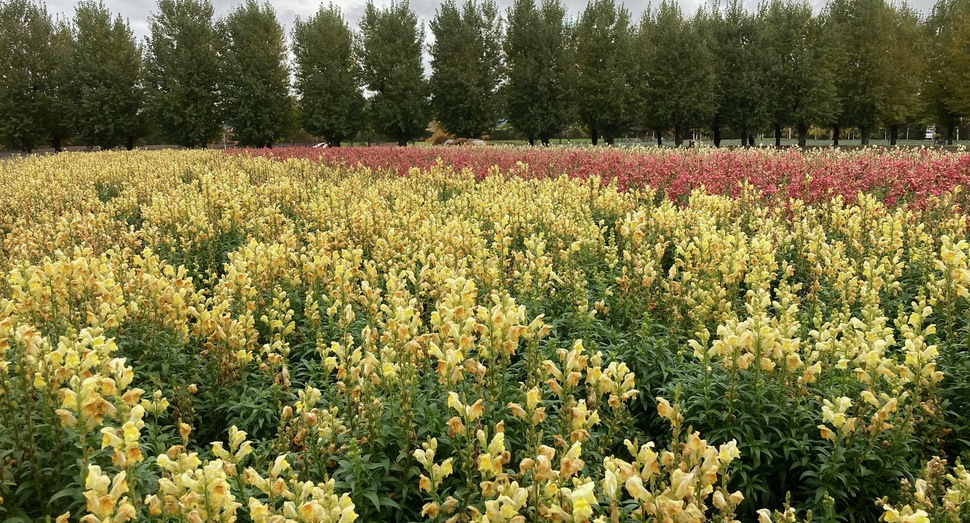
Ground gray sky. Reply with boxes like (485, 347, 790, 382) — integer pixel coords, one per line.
(46, 0, 936, 44)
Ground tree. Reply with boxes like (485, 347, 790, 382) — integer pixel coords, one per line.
(293, 4, 365, 147)
(0, 0, 57, 151)
(573, 0, 633, 145)
(826, 0, 895, 145)
(878, 2, 923, 146)
(46, 19, 75, 152)
(71, 1, 143, 150)
(633, 1, 715, 146)
(358, 0, 430, 146)
(924, 0, 970, 144)
(145, 0, 222, 148)
(429, 0, 504, 139)
(707, 0, 769, 147)
(219, 1, 292, 148)
(761, 0, 837, 147)
(503, 0, 574, 145)
(948, 2, 970, 133)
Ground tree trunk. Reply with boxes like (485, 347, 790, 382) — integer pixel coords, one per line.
(797, 123, 808, 148)
(890, 125, 899, 146)
(656, 130, 663, 147)
(53, 135, 63, 153)
(774, 123, 782, 147)
(528, 137, 535, 146)
(674, 126, 684, 147)
(860, 125, 870, 146)
(748, 135, 755, 147)
(126, 136, 135, 151)
(398, 138, 407, 146)
(590, 128, 599, 146)
(713, 116, 722, 147)
(604, 132, 615, 146)
(948, 122, 955, 146)
(832, 125, 840, 146)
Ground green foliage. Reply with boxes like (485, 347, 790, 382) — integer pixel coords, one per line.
(878, 2, 924, 143)
(707, 0, 770, 146)
(358, 0, 430, 146)
(573, 0, 634, 145)
(503, 0, 574, 145)
(293, 4, 366, 147)
(825, 0, 897, 144)
(0, 0, 58, 152)
(949, 6, 970, 121)
(70, 1, 144, 150)
(633, 1, 716, 145)
(144, 0, 223, 148)
(218, 1, 293, 148)
(46, 20, 75, 152)
(760, 0, 838, 147)
(429, 0, 504, 139)
(924, 0, 970, 143)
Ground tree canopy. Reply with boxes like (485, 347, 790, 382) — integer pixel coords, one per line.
(144, 0, 223, 148)
(574, 0, 633, 145)
(429, 0, 504, 139)
(70, 0, 144, 150)
(0, 0, 58, 151)
(2, 0, 970, 149)
(634, 1, 716, 146)
(293, 4, 365, 146)
(219, 0, 293, 148)
(359, 0, 430, 146)
(503, 0, 574, 145)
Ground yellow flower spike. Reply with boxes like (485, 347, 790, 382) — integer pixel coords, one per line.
(569, 479, 598, 522)
(488, 431, 506, 456)
(437, 458, 454, 479)
(717, 440, 740, 466)
(107, 472, 128, 504)
(712, 490, 728, 510)
(467, 399, 485, 421)
(478, 455, 498, 479)
(602, 465, 620, 501)
(542, 360, 563, 381)
(447, 416, 466, 437)
(179, 421, 192, 443)
(818, 425, 837, 442)
(655, 396, 683, 426)
(507, 402, 528, 420)
(211, 442, 233, 464)
(624, 475, 650, 503)
(269, 455, 290, 478)
(101, 427, 123, 450)
(670, 468, 696, 500)
(447, 392, 464, 413)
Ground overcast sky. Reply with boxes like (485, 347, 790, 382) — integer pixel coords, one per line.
(45, 0, 937, 44)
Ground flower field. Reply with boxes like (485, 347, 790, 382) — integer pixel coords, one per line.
(239, 146, 970, 208)
(2, 148, 970, 523)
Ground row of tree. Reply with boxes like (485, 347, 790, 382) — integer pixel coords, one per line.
(1, 0, 969, 151)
